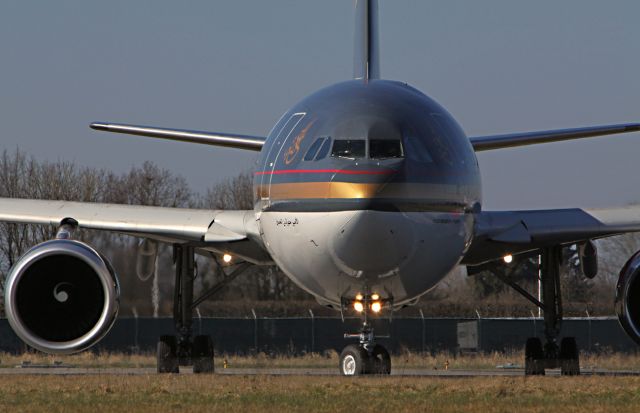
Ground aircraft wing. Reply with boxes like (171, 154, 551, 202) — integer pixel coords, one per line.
(0, 198, 258, 244)
(90, 122, 266, 151)
(469, 123, 640, 151)
(463, 206, 640, 265)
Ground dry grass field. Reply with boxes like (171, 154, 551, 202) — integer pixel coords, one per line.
(1, 352, 640, 412)
(0, 375, 639, 413)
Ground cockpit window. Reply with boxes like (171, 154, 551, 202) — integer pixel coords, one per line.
(403, 136, 434, 163)
(304, 137, 325, 161)
(315, 137, 332, 160)
(370, 140, 403, 159)
(331, 140, 365, 159)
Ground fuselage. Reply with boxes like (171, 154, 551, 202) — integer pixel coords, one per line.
(253, 80, 482, 308)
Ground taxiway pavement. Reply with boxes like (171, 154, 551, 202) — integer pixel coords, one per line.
(1, 367, 638, 377)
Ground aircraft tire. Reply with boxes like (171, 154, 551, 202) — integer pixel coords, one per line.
(157, 335, 179, 374)
(524, 337, 545, 376)
(192, 335, 214, 374)
(369, 344, 391, 374)
(560, 337, 580, 376)
(339, 344, 368, 376)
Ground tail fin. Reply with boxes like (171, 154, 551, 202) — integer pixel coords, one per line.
(353, 0, 380, 81)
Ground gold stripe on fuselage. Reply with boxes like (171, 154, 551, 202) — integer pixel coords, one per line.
(255, 182, 382, 199)
(255, 182, 465, 201)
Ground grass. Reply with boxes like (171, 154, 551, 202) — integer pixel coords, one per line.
(1, 352, 640, 412)
(0, 375, 640, 413)
(0, 351, 153, 369)
(2, 350, 640, 371)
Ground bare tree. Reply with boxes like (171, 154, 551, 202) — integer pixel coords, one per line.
(104, 161, 192, 208)
(201, 171, 253, 210)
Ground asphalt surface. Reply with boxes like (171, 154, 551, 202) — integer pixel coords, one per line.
(1, 366, 639, 377)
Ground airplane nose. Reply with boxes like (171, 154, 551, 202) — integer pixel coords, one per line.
(330, 210, 415, 279)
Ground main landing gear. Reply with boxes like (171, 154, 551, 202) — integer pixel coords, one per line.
(493, 246, 580, 376)
(157, 245, 214, 373)
(339, 295, 391, 376)
(157, 245, 251, 374)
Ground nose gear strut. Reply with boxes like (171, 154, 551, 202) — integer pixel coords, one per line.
(339, 295, 392, 375)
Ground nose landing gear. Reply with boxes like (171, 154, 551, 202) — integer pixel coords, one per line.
(339, 295, 392, 376)
(340, 324, 391, 375)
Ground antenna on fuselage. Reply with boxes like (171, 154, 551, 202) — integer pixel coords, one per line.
(353, 0, 380, 81)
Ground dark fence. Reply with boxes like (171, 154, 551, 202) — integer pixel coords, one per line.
(0, 316, 636, 354)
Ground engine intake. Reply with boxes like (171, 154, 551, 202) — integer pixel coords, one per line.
(4, 239, 119, 354)
(616, 250, 640, 345)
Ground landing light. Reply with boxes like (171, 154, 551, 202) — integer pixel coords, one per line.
(353, 301, 364, 313)
(371, 301, 382, 313)
(503, 254, 513, 264)
(371, 293, 380, 301)
(223, 254, 233, 263)
(355, 293, 363, 301)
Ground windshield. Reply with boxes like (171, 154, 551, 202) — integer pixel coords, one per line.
(331, 140, 365, 158)
(370, 139, 403, 159)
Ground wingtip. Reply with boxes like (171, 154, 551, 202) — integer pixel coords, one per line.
(90, 122, 108, 131)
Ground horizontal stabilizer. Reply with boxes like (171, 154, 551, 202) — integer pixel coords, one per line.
(470, 123, 640, 151)
(90, 122, 265, 151)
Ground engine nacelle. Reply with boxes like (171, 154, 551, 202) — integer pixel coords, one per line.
(616, 250, 640, 345)
(4, 239, 119, 354)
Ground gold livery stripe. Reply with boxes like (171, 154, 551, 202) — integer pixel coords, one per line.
(255, 182, 465, 201)
(256, 182, 381, 199)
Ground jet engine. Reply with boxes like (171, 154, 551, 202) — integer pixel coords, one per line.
(616, 251, 640, 345)
(4, 239, 119, 354)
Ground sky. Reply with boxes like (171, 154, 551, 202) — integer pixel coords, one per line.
(1, 0, 639, 210)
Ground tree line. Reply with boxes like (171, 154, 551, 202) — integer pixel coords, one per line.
(0, 148, 636, 317)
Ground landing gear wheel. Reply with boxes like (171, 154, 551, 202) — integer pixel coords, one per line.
(192, 335, 214, 374)
(369, 344, 391, 375)
(560, 337, 580, 376)
(525, 337, 545, 376)
(157, 335, 179, 373)
(339, 344, 368, 376)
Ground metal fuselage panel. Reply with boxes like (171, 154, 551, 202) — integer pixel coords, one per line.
(254, 80, 482, 306)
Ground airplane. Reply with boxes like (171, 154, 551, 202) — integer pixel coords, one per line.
(2, 0, 640, 376)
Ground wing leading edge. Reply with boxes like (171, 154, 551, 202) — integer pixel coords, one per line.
(470, 123, 640, 151)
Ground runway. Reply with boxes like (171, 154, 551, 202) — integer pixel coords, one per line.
(1, 366, 639, 377)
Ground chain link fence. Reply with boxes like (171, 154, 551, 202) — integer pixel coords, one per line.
(0, 314, 636, 355)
